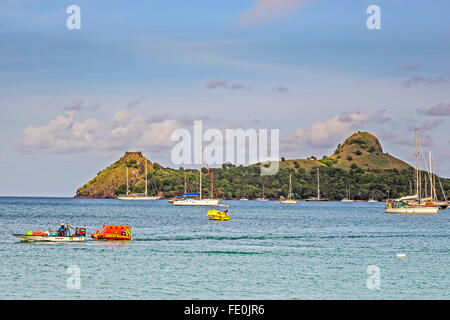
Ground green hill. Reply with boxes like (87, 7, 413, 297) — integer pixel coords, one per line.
(75, 132, 450, 200)
(76, 152, 154, 198)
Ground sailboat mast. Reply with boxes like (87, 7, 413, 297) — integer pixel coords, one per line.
(289, 174, 292, 199)
(317, 168, 320, 200)
(199, 145, 202, 200)
(184, 171, 187, 194)
(415, 129, 420, 198)
(145, 159, 148, 197)
(429, 150, 435, 202)
(126, 166, 129, 196)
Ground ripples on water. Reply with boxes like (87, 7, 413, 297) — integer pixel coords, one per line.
(0, 197, 449, 299)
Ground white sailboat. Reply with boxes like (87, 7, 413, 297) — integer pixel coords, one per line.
(341, 185, 354, 202)
(240, 187, 249, 200)
(385, 129, 439, 214)
(117, 160, 160, 200)
(173, 146, 220, 206)
(368, 190, 378, 203)
(305, 168, 328, 201)
(280, 174, 297, 204)
(256, 184, 269, 201)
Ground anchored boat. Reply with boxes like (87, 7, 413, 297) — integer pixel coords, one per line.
(256, 185, 269, 201)
(305, 168, 328, 201)
(385, 200, 439, 214)
(385, 129, 443, 214)
(173, 146, 220, 206)
(280, 174, 298, 204)
(117, 160, 160, 200)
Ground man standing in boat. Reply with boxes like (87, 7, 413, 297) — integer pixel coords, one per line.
(58, 223, 67, 236)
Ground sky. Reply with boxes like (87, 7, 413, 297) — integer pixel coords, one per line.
(1, 0, 450, 196)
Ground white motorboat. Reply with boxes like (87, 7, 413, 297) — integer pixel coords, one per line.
(13, 234, 87, 242)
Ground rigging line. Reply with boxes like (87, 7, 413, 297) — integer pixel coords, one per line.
(201, 149, 219, 199)
(434, 162, 448, 202)
(417, 132, 433, 182)
(416, 130, 437, 200)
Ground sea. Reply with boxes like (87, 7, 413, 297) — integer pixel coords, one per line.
(0, 197, 449, 300)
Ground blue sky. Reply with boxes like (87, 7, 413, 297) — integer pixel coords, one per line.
(1, 0, 450, 196)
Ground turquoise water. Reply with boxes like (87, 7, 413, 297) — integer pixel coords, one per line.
(0, 197, 449, 299)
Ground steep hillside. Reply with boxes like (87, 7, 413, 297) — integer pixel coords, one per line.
(329, 131, 411, 171)
(75, 152, 154, 198)
(271, 132, 411, 172)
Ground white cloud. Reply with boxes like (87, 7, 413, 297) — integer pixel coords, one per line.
(282, 112, 372, 150)
(239, 0, 311, 26)
(19, 110, 182, 153)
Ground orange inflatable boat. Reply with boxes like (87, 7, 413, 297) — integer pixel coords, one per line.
(91, 225, 132, 240)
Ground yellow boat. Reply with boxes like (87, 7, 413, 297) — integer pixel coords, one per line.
(207, 204, 230, 221)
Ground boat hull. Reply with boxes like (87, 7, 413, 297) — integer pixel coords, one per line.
(173, 199, 220, 206)
(385, 207, 439, 214)
(117, 196, 160, 200)
(13, 234, 87, 242)
(280, 200, 298, 204)
(436, 202, 448, 210)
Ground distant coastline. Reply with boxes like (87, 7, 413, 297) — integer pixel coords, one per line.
(74, 132, 450, 201)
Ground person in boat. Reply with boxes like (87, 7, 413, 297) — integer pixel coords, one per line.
(58, 223, 68, 236)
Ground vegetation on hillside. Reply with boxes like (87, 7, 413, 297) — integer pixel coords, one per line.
(140, 164, 449, 201)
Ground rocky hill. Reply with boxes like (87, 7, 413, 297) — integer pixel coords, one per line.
(75, 152, 154, 198)
(278, 131, 410, 172)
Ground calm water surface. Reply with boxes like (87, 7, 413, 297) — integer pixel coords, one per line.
(0, 197, 449, 299)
